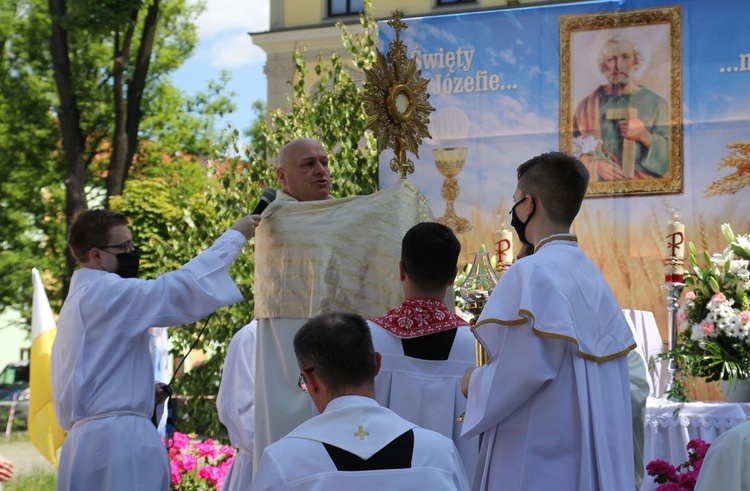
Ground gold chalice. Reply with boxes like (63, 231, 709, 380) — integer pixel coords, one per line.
(433, 147, 471, 234)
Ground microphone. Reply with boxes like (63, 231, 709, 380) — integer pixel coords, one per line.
(251, 187, 277, 215)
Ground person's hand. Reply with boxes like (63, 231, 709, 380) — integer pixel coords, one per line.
(154, 383, 171, 406)
(461, 367, 476, 398)
(0, 457, 14, 482)
(230, 214, 262, 240)
(619, 118, 652, 147)
(596, 158, 626, 181)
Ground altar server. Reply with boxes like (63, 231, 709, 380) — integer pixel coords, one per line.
(52, 208, 260, 491)
(368, 222, 477, 481)
(217, 320, 258, 490)
(251, 312, 470, 491)
(694, 420, 750, 491)
(461, 151, 637, 491)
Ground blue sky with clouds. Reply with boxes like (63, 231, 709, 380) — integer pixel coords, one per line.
(171, 0, 269, 134)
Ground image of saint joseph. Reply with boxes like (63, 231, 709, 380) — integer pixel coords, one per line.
(573, 35, 669, 182)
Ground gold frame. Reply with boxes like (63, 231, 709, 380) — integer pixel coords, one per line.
(559, 6, 683, 197)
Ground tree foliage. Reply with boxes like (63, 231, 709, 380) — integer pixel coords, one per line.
(0, 0, 236, 320)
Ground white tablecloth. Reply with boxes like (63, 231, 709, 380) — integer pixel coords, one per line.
(641, 397, 750, 491)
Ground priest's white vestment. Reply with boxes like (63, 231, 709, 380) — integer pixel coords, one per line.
(252, 181, 435, 472)
(217, 319, 258, 491)
(462, 234, 636, 491)
(52, 230, 247, 491)
(367, 298, 478, 483)
(251, 396, 470, 491)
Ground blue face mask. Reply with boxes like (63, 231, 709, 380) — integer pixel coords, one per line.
(510, 197, 535, 245)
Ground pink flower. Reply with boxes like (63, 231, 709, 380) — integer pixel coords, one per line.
(678, 312, 688, 324)
(677, 470, 698, 487)
(198, 465, 222, 486)
(687, 439, 711, 461)
(685, 291, 696, 300)
(172, 432, 191, 450)
(711, 292, 726, 303)
(740, 310, 750, 323)
(647, 459, 678, 482)
(702, 322, 715, 335)
(175, 453, 197, 472)
(218, 445, 235, 458)
(194, 440, 218, 459)
(169, 461, 182, 485)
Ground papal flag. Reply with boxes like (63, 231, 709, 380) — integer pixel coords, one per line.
(29, 268, 65, 468)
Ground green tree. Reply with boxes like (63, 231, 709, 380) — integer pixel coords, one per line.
(151, 4, 382, 436)
(0, 0, 237, 318)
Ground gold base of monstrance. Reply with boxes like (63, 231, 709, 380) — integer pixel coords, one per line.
(433, 147, 472, 234)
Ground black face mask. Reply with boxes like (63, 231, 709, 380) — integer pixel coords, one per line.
(510, 197, 535, 245)
(115, 249, 140, 278)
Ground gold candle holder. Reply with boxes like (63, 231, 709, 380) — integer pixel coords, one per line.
(460, 251, 499, 367)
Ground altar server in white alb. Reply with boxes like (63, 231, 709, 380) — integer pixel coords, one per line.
(368, 222, 478, 481)
(694, 420, 750, 491)
(52, 208, 260, 491)
(461, 151, 637, 491)
(216, 319, 258, 489)
(251, 312, 470, 491)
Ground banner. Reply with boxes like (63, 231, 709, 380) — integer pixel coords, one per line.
(377, 0, 750, 352)
(29, 268, 65, 468)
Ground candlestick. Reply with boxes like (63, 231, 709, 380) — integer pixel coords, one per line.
(661, 281, 685, 400)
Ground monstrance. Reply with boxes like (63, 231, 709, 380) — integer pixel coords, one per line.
(363, 10, 435, 179)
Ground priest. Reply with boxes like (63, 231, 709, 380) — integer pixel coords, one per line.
(252, 138, 435, 471)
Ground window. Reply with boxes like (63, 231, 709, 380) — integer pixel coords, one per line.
(328, 0, 365, 16)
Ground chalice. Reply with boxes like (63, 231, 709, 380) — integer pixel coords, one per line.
(433, 147, 471, 234)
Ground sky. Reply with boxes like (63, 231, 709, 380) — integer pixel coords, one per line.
(171, 0, 270, 136)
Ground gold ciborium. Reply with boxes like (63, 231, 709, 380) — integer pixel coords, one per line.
(460, 251, 499, 367)
(433, 147, 471, 234)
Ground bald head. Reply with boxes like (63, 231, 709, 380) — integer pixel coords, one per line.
(276, 139, 331, 201)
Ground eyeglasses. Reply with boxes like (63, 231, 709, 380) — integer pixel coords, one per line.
(297, 367, 315, 393)
(96, 240, 135, 254)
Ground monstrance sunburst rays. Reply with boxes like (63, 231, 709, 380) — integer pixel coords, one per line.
(363, 10, 435, 178)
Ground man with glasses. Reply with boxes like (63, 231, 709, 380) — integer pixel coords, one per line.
(461, 152, 637, 491)
(52, 208, 261, 491)
(250, 312, 469, 491)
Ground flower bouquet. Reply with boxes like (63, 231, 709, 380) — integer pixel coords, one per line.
(165, 431, 234, 490)
(646, 439, 711, 491)
(663, 223, 750, 400)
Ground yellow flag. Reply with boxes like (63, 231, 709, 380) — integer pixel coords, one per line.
(29, 268, 65, 469)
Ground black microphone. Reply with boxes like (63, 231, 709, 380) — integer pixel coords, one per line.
(251, 187, 277, 215)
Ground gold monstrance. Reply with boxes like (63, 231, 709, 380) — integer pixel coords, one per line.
(363, 11, 435, 178)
